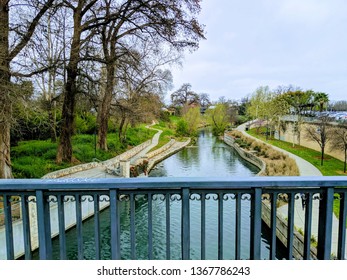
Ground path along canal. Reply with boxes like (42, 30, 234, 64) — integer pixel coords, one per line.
(38, 128, 286, 260)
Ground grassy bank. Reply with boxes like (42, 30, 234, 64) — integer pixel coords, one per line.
(247, 127, 345, 176)
(11, 125, 156, 178)
(148, 116, 189, 153)
(246, 126, 346, 220)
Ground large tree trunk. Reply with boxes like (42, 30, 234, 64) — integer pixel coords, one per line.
(56, 9, 82, 163)
(97, 63, 115, 151)
(118, 114, 126, 142)
(0, 1, 12, 178)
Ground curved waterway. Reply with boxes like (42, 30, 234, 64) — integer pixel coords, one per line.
(149, 129, 259, 178)
(40, 129, 286, 260)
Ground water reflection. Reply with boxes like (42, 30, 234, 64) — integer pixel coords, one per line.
(149, 129, 259, 178)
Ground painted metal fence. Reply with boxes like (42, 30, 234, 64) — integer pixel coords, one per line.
(0, 176, 347, 260)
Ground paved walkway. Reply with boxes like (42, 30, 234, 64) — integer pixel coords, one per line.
(236, 122, 346, 259)
(130, 128, 162, 165)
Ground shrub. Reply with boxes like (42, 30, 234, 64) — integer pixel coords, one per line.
(176, 119, 189, 137)
(227, 130, 300, 176)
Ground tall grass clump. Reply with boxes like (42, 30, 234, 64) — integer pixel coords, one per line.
(227, 130, 300, 176)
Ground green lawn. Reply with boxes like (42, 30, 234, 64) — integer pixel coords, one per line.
(11, 125, 156, 178)
(147, 116, 183, 153)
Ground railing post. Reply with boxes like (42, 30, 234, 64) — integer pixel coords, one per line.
(338, 193, 347, 260)
(201, 193, 206, 260)
(110, 189, 121, 259)
(36, 190, 52, 260)
(235, 193, 241, 260)
(147, 193, 153, 260)
(4, 194, 14, 260)
(250, 187, 262, 260)
(93, 194, 101, 260)
(317, 187, 334, 260)
(181, 188, 190, 260)
(57, 195, 67, 260)
(21, 195, 32, 260)
(166, 193, 171, 260)
(286, 193, 295, 260)
(218, 193, 224, 260)
(303, 193, 313, 260)
(75, 194, 83, 260)
(269, 192, 277, 260)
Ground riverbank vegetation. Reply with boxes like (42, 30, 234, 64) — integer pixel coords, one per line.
(227, 130, 299, 176)
(11, 126, 156, 178)
(247, 127, 344, 176)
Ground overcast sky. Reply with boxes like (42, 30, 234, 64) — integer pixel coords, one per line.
(170, 0, 347, 103)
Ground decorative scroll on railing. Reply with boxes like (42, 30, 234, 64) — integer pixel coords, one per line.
(0, 177, 346, 260)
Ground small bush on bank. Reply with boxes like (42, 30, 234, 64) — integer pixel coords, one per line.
(176, 119, 189, 137)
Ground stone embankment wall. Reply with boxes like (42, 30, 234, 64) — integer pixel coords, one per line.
(223, 133, 266, 175)
(147, 139, 191, 172)
(146, 139, 176, 160)
(133, 139, 176, 166)
(103, 140, 152, 169)
(42, 162, 100, 179)
(223, 131, 316, 259)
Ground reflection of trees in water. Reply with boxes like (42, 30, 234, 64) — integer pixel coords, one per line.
(177, 146, 200, 166)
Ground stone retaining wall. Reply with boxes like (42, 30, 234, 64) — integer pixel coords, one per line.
(147, 139, 191, 172)
(224, 133, 266, 175)
(103, 139, 152, 169)
(146, 139, 176, 159)
(42, 162, 101, 179)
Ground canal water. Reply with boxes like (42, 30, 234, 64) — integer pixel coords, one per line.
(42, 129, 286, 260)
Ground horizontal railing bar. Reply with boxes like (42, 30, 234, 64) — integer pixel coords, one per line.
(1, 176, 347, 191)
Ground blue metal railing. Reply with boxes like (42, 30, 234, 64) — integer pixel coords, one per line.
(0, 176, 347, 260)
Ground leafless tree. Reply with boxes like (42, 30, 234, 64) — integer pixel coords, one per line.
(171, 83, 199, 108)
(199, 93, 210, 108)
(305, 116, 333, 166)
(57, 0, 205, 162)
(330, 124, 347, 173)
(111, 41, 174, 143)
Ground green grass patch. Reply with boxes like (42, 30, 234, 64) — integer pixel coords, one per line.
(146, 116, 192, 153)
(11, 125, 156, 178)
(148, 123, 175, 153)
